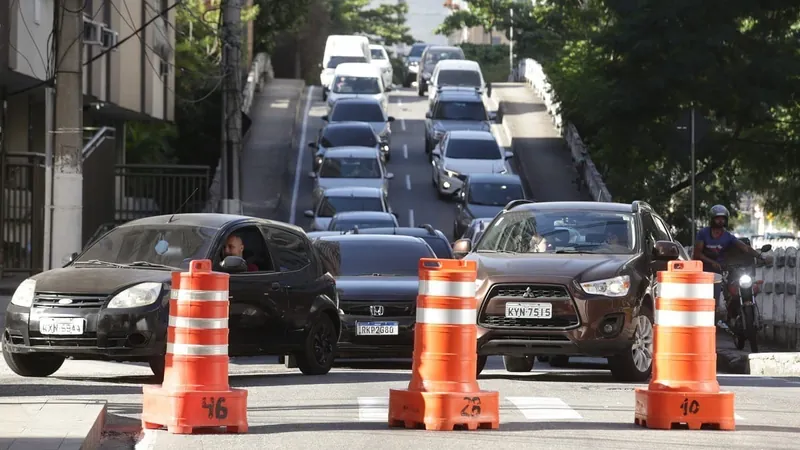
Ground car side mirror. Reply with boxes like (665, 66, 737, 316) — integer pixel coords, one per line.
(486, 82, 492, 97)
(304, 210, 315, 218)
(760, 244, 772, 252)
(308, 142, 317, 149)
(308, 171, 317, 178)
(653, 240, 680, 261)
(220, 256, 248, 274)
(63, 251, 78, 266)
(504, 151, 514, 159)
(488, 111, 498, 122)
(425, 112, 432, 119)
(452, 239, 472, 259)
(385, 172, 394, 179)
(385, 86, 393, 92)
(322, 115, 329, 121)
(387, 116, 395, 122)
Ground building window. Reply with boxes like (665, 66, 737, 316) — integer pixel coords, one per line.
(34, 0, 41, 24)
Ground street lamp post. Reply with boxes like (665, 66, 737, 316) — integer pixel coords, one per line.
(690, 107, 696, 248)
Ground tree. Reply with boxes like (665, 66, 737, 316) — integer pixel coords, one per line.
(252, 0, 314, 53)
(435, 0, 514, 40)
(328, 0, 414, 45)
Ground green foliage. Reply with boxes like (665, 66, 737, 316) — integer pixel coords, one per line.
(459, 43, 509, 82)
(436, 0, 514, 37)
(252, 0, 313, 53)
(508, 0, 800, 243)
(328, 0, 414, 45)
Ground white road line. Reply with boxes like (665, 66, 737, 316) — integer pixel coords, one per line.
(401, 118, 406, 131)
(403, 144, 408, 159)
(735, 413, 745, 420)
(134, 429, 157, 450)
(408, 209, 415, 227)
(357, 397, 388, 422)
(405, 174, 411, 190)
(506, 396, 582, 421)
(289, 86, 315, 224)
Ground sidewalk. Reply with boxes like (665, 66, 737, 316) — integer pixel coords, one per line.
(490, 83, 590, 202)
(0, 400, 106, 450)
(240, 79, 306, 219)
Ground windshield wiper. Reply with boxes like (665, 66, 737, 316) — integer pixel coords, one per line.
(554, 249, 594, 254)
(476, 249, 517, 254)
(124, 261, 176, 269)
(73, 259, 125, 267)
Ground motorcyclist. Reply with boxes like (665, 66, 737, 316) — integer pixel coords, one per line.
(693, 205, 768, 318)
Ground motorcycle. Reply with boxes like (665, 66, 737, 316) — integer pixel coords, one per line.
(715, 243, 772, 353)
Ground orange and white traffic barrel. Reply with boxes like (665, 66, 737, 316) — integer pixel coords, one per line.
(389, 258, 499, 431)
(141, 259, 248, 434)
(634, 260, 734, 430)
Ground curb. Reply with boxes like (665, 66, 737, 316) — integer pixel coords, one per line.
(748, 352, 800, 376)
(716, 349, 749, 374)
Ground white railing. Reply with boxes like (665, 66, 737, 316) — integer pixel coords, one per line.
(754, 247, 800, 349)
(517, 58, 612, 202)
(205, 53, 274, 213)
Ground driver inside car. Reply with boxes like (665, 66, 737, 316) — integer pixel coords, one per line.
(223, 234, 259, 272)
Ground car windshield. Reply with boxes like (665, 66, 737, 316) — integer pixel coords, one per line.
(370, 49, 386, 59)
(327, 56, 366, 69)
(424, 50, 463, 65)
(446, 138, 500, 160)
(476, 209, 637, 254)
(438, 70, 481, 87)
(314, 239, 434, 276)
(421, 237, 453, 258)
(409, 45, 427, 57)
(469, 182, 524, 206)
(332, 76, 382, 94)
(317, 196, 384, 217)
(76, 225, 216, 268)
(321, 126, 378, 148)
(331, 103, 385, 122)
(434, 101, 486, 121)
(328, 217, 397, 231)
(319, 157, 381, 178)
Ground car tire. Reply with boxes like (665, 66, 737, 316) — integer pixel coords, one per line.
(2, 342, 65, 377)
(149, 356, 165, 382)
(321, 90, 327, 101)
(295, 313, 337, 376)
(418, 83, 425, 96)
(548, 355, 570, 367)
(477, 355, 488, 377)
(503, 355, 535, 373)
(402, 76, 411, 88)
(385, 152, 391, 162)
(608, 305, 654, 382)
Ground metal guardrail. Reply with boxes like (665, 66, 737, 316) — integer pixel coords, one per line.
(115, 164, 211, 222)
(517, 58, 612, 202)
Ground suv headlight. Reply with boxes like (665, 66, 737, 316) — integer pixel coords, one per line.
(580, 275, 630, 297)
(107, 282, 163, 309)
(10, 279, 36, 307)
(445, 168, 460, 178)
(739, 274, 753, 289)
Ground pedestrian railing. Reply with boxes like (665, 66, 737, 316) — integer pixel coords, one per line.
(1, 152, 46, 275)
(115, 164, 212, 222)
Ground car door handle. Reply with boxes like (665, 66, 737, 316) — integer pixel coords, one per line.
(271, 282, 282, 291)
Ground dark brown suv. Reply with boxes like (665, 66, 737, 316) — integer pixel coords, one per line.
(452, 200, 685, 382)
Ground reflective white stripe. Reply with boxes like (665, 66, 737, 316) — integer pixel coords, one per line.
(416, 307, 476, 324)
(655, 310, 715, 327)
(418, 280, 475, 298)
(166, 343, 228, 356)
(657, 282, 713, 300)
(168, 316, 228, 329)
(171, 289, 228, 301)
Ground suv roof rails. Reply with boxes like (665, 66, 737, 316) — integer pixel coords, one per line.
(631, 200, 652, 212)
(418, 224, 436, 235)
(503, 199, 534, 211)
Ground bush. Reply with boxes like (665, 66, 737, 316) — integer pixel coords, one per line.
(458, 43, 510, 83)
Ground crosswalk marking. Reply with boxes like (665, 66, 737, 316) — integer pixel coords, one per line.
(507, 396, 582, 420)
(358, 397, 388, 422)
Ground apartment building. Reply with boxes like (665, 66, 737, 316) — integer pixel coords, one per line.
(1, 0, 176, 274)
(444, 0, 511, 45)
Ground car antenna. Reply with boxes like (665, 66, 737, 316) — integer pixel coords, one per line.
(168, 188, 199, 223)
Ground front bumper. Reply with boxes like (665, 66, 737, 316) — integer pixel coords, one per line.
(406, 64, 418, 74)
(437, 172, 465, 195)
(4, 300, 166, 361)
(337, 314, 414, 358)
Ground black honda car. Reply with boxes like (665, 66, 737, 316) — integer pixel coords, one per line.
(310, 234, 436, 358)
(3, 214, 340, 379)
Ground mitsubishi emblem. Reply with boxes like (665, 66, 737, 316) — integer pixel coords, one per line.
(58, 298, 73, 305)
(522, 287, 535, 299)
(369, 305, 384, 316)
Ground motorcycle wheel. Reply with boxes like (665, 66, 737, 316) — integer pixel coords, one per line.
(743, 305, 759, 353)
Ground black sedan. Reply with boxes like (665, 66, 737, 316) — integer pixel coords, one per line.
(309, 121, 389, 171)
(3, 214, 340, 379)
(453, 173, 527, 237)
(310, 234, 436, 358)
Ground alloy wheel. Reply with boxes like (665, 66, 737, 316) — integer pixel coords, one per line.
(313, 321, 334, 366)
(630, 315, 654, 373)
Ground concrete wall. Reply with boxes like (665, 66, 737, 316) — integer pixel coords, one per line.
(7, 0, 54, 81)
(754, 247, 800, 350)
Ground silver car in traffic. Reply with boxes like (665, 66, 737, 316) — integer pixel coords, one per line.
(310, 146, 393, 204)
(303, 186, 392, 231)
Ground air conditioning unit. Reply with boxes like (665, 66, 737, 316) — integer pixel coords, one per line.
(100, 27, 118, 50)
(83, 16, 102, 46)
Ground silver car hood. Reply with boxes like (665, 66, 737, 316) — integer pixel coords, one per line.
(316, 178, 385, 191)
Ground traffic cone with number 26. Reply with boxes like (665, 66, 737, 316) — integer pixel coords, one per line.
(634, 260, 735, 430)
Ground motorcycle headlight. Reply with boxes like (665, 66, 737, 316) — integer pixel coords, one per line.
(107, 282, 163, 309)
(580, 275, 630, 297)
(10, 279, 36, 307)
(739, 274, 753, 289)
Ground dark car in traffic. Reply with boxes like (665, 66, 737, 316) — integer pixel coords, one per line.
(453, 173, 526, 238)
(310, 234, 436, 358)
(425, 89, 496, 155)
(310, 121, 389, 171)
(416, 45, 465, 96)
(328, 211, 399, 231)
(346, 224, 454, 259)
(402, 43, 429, 87)
(323, 97, 395, 149)
(451, 200, 686, 382)
(3, 214, 341, 379)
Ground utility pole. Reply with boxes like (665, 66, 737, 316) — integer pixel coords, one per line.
(51, 0, 84, 265)
(509, 8, 514, 80)
(221, 0, 243, 214)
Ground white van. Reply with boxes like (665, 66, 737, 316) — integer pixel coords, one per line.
(427, 60, 490, 105)
(326, 63, 388, 112)
(320, 35, 371, 100)
(369, 44, 393, 89)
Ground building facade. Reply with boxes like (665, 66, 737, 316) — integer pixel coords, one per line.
(369, 0, 450, 51)
(1, 0, 176, 274)
(444, 0, 511, 45)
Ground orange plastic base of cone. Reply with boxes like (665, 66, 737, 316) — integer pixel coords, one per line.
(388, 389, 499, 431)
(141, 385, 248, 434)
(634, 388, 735, 431)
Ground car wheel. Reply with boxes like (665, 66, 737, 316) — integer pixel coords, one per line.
(437, 189, 450, 200)
(149, 356, 165, 382)
(418, 84, 425, 96)
(295, 313, 337, 376)
(503, 355, 535, 373)
(609, 306, 654, 382)
(385, 152, 391, 162)
(321, 90, 327, 101)
(453, 223, 459, 240)
(548, 355, 570, 367)
(477, 355, 488, 377)
(402, 78, 411, 88)
(2, 341, 65, 377)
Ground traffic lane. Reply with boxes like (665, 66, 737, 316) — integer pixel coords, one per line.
(289, 87, 325, 228)
(387, 88, 459, 238)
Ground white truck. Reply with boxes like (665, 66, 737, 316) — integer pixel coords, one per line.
(320, 35, 371, 101)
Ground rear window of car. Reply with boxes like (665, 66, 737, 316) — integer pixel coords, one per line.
(422, 237, 453, 258)
(331, 102, 385, 123)
(313, 239, 435, 276)
(409, 45, 427, 57)
(322, 126, 378, 148)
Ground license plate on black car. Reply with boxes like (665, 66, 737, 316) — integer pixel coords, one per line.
(356, 321, 399, 335)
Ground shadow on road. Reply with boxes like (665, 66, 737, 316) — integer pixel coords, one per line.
(500, 100, 546, 116)
(480, 370, 617, 384)
(1, 382, 142, 396)
(717, 374, 800, 388)
(229, 370, 410, 387)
